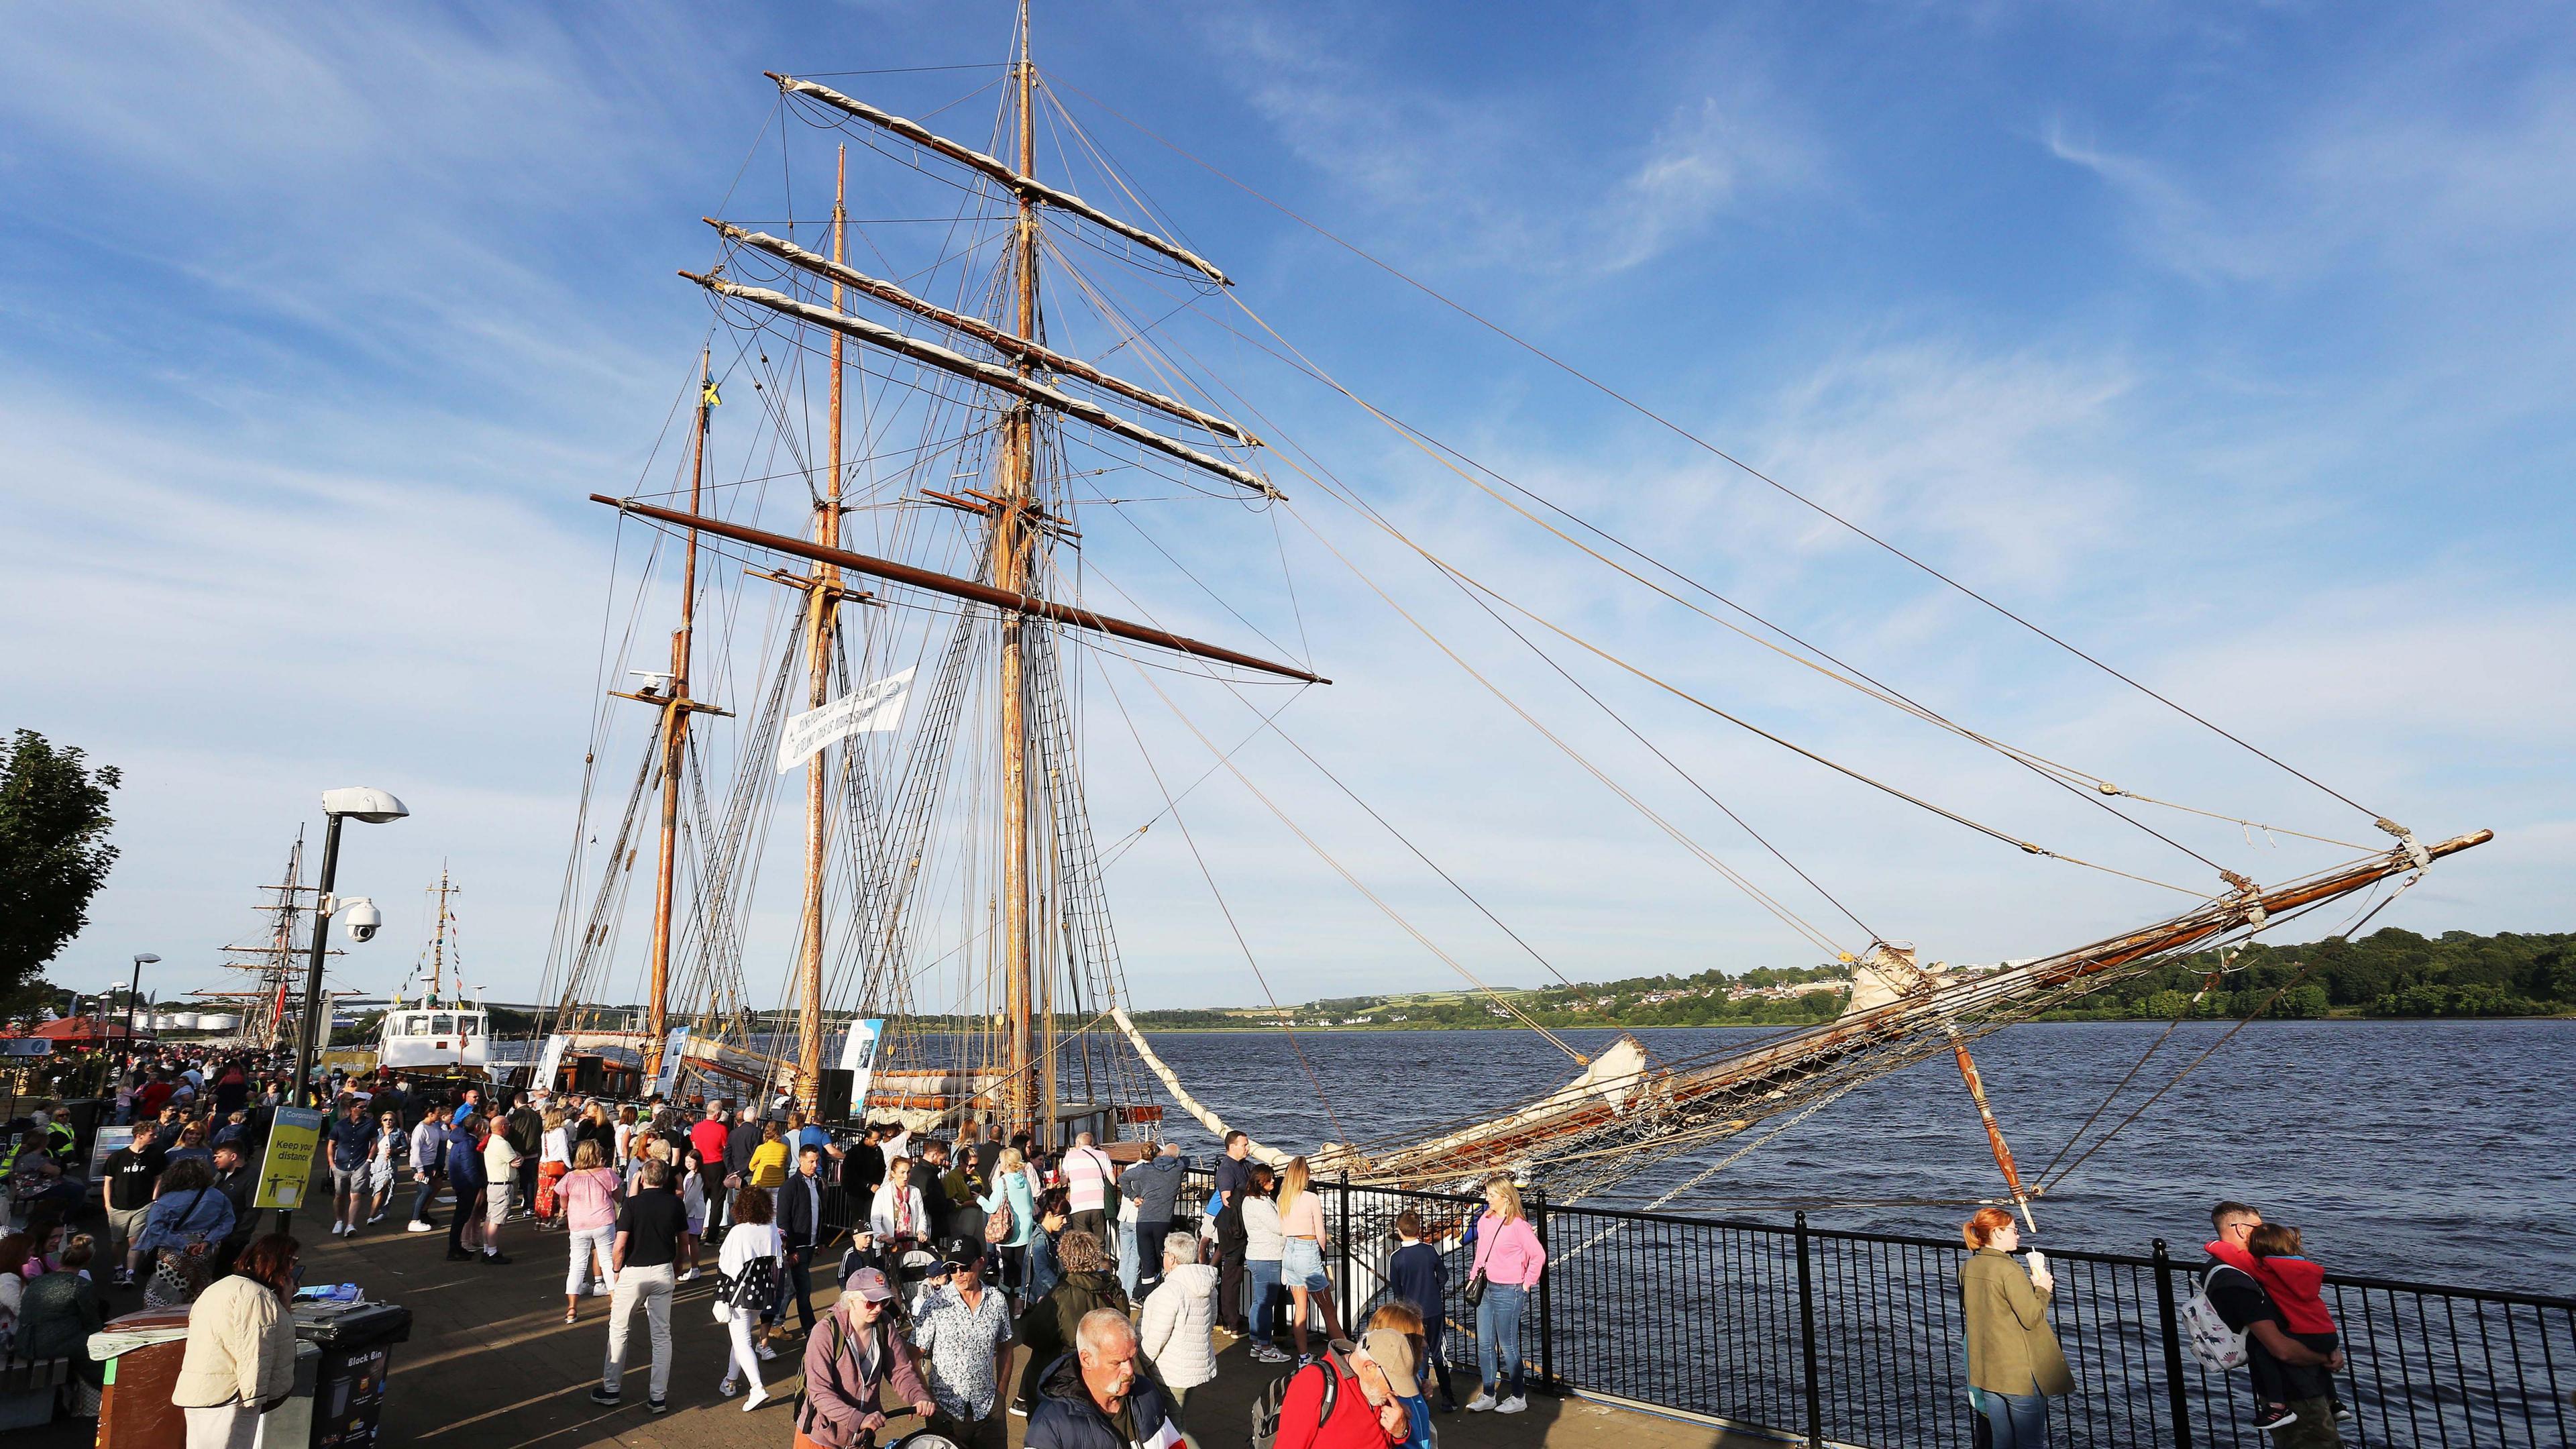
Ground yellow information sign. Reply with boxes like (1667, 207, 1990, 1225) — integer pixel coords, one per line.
(254, 1106, 325, 1211)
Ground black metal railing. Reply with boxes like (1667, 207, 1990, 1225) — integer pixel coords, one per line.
(1169, 1168, 2573, 1449)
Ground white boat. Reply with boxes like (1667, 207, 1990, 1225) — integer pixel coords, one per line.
(378, 1002, 489, 1072)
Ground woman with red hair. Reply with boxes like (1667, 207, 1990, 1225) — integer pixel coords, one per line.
(1958, 1208, 2072, 1447)
(173, 1233, 302, 1449)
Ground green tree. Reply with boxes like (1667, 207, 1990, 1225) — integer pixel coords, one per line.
(0, 731, 121, 1000)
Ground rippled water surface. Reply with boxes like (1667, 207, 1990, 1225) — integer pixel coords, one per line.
(1135, 1020, 2575, 1294)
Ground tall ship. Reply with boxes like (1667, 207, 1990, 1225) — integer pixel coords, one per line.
(529, 5, 2485, 1219)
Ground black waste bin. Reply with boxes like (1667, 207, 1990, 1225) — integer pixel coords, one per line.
(295, 1302, 412, 1449)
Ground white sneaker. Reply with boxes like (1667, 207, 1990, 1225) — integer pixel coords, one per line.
(331, 1222, 347, 1236)
(1496, 1395, 1528, 1415)
(755, 1343, 778, 1361)
(368, 1211, 387, 1224)
(678, 1268, 699, 1282)
(742, 1387, 769, 1413)
(718, 1379, 742, 1399)
(591, 1285, 614, 1296)
(405, 1221, 435, 1234)
(1465, 1393, 1495, 1413)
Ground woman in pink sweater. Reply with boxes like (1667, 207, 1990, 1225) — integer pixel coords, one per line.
(558, 1140, 625, 1324)
(1466, 1175, 1548, 1415)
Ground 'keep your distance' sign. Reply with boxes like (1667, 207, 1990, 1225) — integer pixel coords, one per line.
(254, 1106, 326, 1210)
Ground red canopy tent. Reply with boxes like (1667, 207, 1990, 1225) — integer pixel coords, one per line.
(25, 1016, 155, 1045)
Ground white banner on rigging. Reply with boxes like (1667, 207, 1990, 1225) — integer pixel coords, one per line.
(837, 1016, 885, 1112)
(775, 667, 916, 774)
(652, 1026, 690, 1099)
(531, 1032, 570, 1092)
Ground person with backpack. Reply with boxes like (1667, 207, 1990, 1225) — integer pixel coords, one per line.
(797, 1267, 934, 1449)
(1957, 1207, 2072, 1449)
(1026, 1309, 1186, 1449)
(2198, 1201, 2347, 1445)
(1118, 1140, 1188, 1300)
(1253, 1334, 1413, 1449)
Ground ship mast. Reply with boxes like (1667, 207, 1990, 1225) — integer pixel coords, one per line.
(427, 865, 456, 1002)
(643, 347, 712, 1086)
(792, 152, 850, 1112)
(997, 0, 1042, 1144)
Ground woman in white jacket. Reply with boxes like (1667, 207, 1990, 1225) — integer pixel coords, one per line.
(714, 1185, 782, 1409)
(870, 1156, 929, 1247)
(1136, 1230, 1220, 1409)
(172, 1234, 301, 1449)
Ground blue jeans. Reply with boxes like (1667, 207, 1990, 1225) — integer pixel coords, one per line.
(1247, 1259, 1283, 1346)
(410, 1171, 442, 1224)
(1979, 1389, 2049, 1448)
(1476, 1283, 1528, 1397)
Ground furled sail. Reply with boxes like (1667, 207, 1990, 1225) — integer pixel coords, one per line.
(684, 272, 1271, 494)
(770, 72, 1232, 286)
(709, 221, 1259, 445)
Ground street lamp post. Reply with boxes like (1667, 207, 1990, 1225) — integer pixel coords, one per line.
(124, 953, 158, 1082)
(284, 786, 407, 1235)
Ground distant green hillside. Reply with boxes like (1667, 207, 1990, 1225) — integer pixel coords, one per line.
(2033, 928, 2576, 1021)
(1128, 930, 2576, 1030)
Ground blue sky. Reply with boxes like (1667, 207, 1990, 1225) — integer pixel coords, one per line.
(4, 1, 2570, 1012)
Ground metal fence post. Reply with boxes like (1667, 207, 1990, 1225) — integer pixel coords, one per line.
(1336, 1172, 1352, 1329)
(1531, 1184, 1555, 1393)
(1794, 1211, 1823, 1449)
(2153, 1237, 2195, 1449)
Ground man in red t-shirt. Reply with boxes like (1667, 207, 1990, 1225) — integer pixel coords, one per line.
(688, 1100, 732, 1223)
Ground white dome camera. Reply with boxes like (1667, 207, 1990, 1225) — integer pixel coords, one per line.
(341, 897, 384, 943)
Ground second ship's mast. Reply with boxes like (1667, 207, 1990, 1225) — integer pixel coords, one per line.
(641, 348, 713, 1085)
(995, 3, 1043, 1144)
(792, 153, 853, 1110)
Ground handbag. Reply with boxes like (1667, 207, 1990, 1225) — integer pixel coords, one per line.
(1462, 1268, 1488, 1308)
(983, 1189, 1014, 1244)
(722, 1254, 781, 1310)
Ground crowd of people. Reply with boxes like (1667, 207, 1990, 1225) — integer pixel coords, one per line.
(7, 1042, 2358, 1449)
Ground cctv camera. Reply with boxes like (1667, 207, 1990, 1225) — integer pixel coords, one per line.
(341, 897, 384, 944)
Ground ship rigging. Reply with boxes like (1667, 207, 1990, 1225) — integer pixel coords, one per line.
(529, 6, 2487, 1218)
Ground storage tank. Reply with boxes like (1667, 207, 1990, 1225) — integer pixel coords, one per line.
(198, 1013, 239, 1032)
(150, 1013, 176, 1030)
(170, 1012, 201, 1030)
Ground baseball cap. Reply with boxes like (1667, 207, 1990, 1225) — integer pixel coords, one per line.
(847, 1267, 897, 1303)
(1358, 1329, 1419, 1392)
(939, 1236, 983, 1269)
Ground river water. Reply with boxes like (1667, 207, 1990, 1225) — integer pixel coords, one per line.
(1135, 1020, 2575, 1295)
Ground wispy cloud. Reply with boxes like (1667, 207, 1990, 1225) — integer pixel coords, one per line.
(1220, 10, 1819, 276)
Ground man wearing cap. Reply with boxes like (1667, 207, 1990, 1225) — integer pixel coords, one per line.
(912, 1239, 1016, 1449)
(798, 1267, 934, 1449)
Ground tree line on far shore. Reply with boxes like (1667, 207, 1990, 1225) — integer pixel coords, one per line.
(1130, 929, 2576, 1030)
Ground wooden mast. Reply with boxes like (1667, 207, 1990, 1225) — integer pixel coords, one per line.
(427, 865, 454, 1000)
(998, 0, 1042, 1145)
(792, 150, 848, 1113)
(644, 346, 711, 1087)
